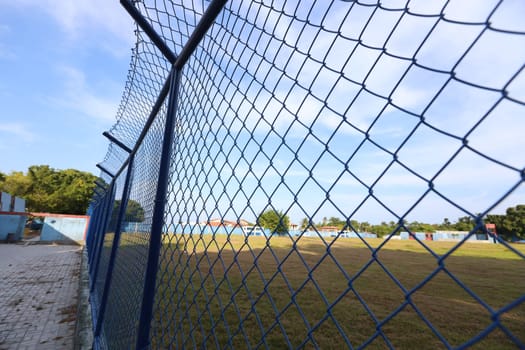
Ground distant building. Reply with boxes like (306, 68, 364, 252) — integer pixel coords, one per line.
(203, 218, 251, 228)
(319, 226, 341, 232)
(242, 226, 266, 236)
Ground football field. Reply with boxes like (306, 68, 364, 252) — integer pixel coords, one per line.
(152, 235, 525, 349)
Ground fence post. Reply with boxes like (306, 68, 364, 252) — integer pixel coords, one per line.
(89, 194, 107, 276)
(85, 203, 95, 258)
(135, 67, 181, 350)
(89, 182, 110, 265)
(94, 156, 135, 341)
(89, 165, 116, 279)
(87, 200, 102, 261)
(88, 197, 104, 270)
(89, 191, 108, 274)
(128, 1, 228, 346)
(88, 188, 104, 264)
(90, 182, 115, 293)
(85, 202, 97, 255)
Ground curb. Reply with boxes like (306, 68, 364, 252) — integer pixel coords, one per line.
(74, 246, 94, 349)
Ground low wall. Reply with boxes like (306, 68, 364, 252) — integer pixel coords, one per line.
(120, 222, 377, 239)
(399, 231, 493, 243)
(40, 215, 90, 243)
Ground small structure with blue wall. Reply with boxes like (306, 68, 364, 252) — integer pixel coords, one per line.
(39, 214, 90, 244)
(0, 192, 12, 211)
(0, 192, 27, 242)
(0, 213, 27, 241)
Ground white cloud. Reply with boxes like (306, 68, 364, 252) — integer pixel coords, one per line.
(49, 65, 119, 123)
(0, 24, 15, 60)
(0, 0, 134, 56)
(0, 122, 35, 142)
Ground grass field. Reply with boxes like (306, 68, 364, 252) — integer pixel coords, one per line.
(151, 235, 524, 349)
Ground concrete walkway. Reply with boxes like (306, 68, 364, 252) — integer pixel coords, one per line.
(0, 244, 82, 350)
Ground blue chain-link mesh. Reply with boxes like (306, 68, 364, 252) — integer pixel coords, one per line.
(100, 108, 167, 348)
(92, 168, 127, 311)
(86, 1, 525, 349)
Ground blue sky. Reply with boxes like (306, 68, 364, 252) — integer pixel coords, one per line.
(165, 0, 525, 224)
(0, 0, 523, 224)
(0, 1, 134, 175)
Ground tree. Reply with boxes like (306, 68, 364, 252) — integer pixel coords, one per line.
(370, 222, 393, 238)
(441, 218, 452, 229)
(257, 209, 290, 235)
(504, 205, 525, 239)
(50, 169, 98, 214)
(0, 171, 31, 197)
(0, 165, 97, 214)
(360, 221, 371, 232)
(300, 217, 309, 230)
(408, 221, 435, 232)
(486, 204, 525, 240)
(454, 216, 475, 231)
(327, 216, 345, 229)
(113, 199, 145, 222)
(485, 214, 508, 238)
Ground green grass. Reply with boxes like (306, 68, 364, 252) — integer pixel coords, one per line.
(151, 235, 525, 349)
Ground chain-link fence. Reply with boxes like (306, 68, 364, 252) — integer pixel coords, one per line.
(86, 0, 525, 349)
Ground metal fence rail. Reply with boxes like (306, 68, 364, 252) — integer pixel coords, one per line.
(86, 0, 525, 349)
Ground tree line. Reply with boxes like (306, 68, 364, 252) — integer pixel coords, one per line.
(2, 166, 523, 240)
(299, 216, 478, 236)
(0, 165, 97, 214)
(485, 205, 525, 240)
(258, 205, 525, 240)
